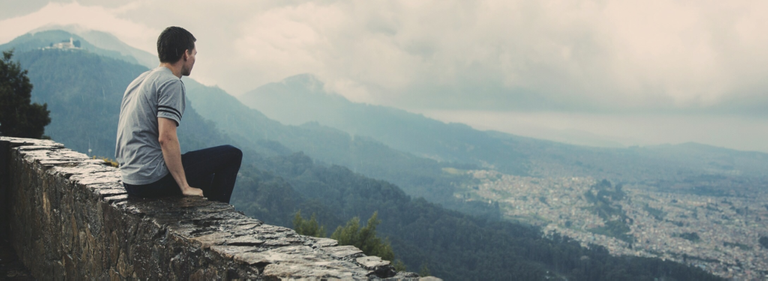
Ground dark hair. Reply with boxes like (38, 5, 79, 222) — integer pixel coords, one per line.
(157, 26, 196, 63)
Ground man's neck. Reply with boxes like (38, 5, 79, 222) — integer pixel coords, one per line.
(159, 62, 183, 78)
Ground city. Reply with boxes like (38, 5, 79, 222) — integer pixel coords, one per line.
(462, 170, 768, 280)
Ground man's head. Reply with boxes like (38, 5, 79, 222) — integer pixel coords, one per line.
(157, 26, 197, 76)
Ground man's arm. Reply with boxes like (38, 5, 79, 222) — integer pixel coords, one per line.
(158, 117, 203, 196)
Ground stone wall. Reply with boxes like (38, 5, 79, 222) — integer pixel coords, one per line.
(0, 137, 436, 280)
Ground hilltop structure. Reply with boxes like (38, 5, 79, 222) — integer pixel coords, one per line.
(43, 37, 81, 50)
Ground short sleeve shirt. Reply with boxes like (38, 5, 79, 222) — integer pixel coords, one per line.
(115, 67, 186, 185)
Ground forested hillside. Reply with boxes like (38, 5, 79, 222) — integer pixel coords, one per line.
(1, 32, 723, 280)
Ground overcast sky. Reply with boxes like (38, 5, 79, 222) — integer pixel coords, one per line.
(1, 0, 767, 152)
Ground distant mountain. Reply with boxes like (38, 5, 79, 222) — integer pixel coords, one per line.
(240, 74, 530, 175)
(240, 74, 768, 185)
(237, 74, 346, 125)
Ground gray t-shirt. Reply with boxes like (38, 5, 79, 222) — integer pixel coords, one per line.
(115, 67, 186, 185)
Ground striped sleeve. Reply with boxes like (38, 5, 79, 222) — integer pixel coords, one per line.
(156, 79, 186, 126)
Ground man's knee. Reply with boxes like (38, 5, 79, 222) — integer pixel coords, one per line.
(224, 145, 242, 162)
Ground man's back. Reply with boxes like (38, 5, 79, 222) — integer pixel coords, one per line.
(115, 66, 186, 185)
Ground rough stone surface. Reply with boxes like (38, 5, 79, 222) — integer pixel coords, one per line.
(0, 137, 439, 281)
(0, 237, 34, 281)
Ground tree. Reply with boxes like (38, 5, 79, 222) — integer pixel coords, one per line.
(0, 50, 50, 138)
(418, 263, 431, 277)
(293, 210, 326, 237)
(331, 211, 395, 261)
(392, 259, 407, 272)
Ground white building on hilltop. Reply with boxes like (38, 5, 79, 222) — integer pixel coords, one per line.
(44, 37, 81, 50)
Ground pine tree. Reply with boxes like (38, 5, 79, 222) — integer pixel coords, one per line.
(331, 211, 395, 261)
(419, 263, 431, 277)
(393, 259, 407, 272)
(292, 210, 326, 237)
(0, 50, 50, 138)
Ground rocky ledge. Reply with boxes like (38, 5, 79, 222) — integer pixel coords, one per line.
(0, 137, 437, 280)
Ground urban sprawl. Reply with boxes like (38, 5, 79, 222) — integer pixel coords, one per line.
(463, 170, 768, 280)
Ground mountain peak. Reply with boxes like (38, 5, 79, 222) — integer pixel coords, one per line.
(279, 73, 326, 94)
(30, 23, 88, 35)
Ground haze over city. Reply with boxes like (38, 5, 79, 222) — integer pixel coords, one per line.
(1, 0, 767, 152)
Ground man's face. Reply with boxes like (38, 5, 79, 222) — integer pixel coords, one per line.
(181, 47, 197, 76)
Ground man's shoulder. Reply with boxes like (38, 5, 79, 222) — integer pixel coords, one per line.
(144, 67, 180, 84)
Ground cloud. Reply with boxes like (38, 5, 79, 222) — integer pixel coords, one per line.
(0, 0, 49, 20)
(3, 0, 766, 114)
(199, 0, 768, 114)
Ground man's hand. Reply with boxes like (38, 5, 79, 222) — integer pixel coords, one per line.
(181, 186, 204, 197)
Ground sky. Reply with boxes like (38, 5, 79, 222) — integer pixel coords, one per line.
(1, 0, 767, 152)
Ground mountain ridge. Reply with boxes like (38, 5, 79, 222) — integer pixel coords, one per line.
(240, 73, 768, 181)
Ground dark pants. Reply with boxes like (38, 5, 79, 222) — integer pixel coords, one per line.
(123, 145, 242, 204)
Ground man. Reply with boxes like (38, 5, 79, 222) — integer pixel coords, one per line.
(115, 26, 241, 204)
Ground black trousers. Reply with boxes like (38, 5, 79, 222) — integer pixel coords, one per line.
(123, 145, 242, 204)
